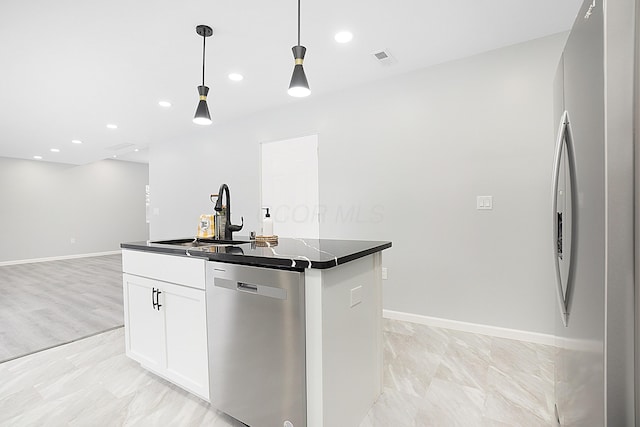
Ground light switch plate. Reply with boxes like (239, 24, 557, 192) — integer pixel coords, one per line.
(476, 196, 493, 210)
(382, 267, 388, 280)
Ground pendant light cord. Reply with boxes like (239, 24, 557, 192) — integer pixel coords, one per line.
(201, 34, 206, 86)
(297, 0, 301, 46)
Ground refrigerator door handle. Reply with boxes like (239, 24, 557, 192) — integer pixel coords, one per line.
(552, 111, 579, 327)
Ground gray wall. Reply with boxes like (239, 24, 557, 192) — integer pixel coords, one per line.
(150, 33, 567, 334)
(0, 157, 149, 262)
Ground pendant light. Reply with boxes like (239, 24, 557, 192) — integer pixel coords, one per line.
(193, 25, 213, 125)
(288, 0, 310, 97)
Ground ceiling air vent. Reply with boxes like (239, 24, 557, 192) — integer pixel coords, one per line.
(372, 49, 395, 65)
(106, 143, 135, 151)
(105, 143, 137, 159)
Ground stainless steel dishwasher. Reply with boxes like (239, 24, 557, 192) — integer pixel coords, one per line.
(206, 261, 306, 427)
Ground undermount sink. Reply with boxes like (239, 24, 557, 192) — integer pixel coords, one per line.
(151, 238, 250, 247)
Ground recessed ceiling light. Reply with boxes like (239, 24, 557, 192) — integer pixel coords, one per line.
(158, 101, 172, 108)
(113, 155, 117, 158)
(228, 73, 244, 81)
(50, 148, 60, 153)
(134, 148, 139, 152)
(106, 124, 118, 129)
(334, 31, 353, 43)
(71, 139, 82, 144)
(33, 155, 42, 160)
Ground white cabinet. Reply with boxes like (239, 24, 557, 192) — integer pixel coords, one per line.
(123, 275, 164, 371)
(122, 250, 209, 401)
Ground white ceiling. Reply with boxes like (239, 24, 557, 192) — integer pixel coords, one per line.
(0, 0, 581, 165)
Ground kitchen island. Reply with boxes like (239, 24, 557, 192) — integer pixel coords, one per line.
(121, 237, 391, 427)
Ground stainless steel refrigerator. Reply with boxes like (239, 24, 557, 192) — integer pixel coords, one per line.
(552, 0, 636, 425)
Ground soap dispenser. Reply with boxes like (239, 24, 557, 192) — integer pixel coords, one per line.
(262, 207, 273, 236)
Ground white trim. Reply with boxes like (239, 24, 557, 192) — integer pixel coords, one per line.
(383, 309, 557, 347)
(0, 250, 121, 266)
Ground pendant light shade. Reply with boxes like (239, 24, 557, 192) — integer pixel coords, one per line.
(288, 46, 310, 97)
(193, 25, 213, 125)
(193, 85, 212, 125)
(288, 0, 310, 97)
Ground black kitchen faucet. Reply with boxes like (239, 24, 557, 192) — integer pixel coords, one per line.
(214, 183, 243, 240)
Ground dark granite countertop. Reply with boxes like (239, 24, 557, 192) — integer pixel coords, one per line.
(121, 237, 391, 271)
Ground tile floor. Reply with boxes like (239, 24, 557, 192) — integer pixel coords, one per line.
(364, 319, 556, 427)
(0, 318, 555, 426)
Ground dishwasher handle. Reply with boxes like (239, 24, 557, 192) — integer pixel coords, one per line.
(213, 277, 288, 300)
(237, 282, 258, 293)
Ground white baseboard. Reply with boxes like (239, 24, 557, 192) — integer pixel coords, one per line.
(383, 309, 557, 347)
(0, 251, 121, 266)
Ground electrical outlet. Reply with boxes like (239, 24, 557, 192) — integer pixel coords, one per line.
(70, 237, 76, 244)
(382, 267, 388, 280)
(476, 196, 493, 210)
(350, 286, 363, 307)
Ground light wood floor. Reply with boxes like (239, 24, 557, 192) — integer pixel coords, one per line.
(0, 319, 555, 426)
(0, 254, 123, 363)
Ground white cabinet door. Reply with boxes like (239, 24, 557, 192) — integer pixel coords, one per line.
(123, 273, 209, 401)
(162, 281, 209, 400)
(123, 274, 164, 372)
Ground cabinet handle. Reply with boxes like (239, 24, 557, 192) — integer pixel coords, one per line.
(151, 287, 157, 310)
(156, 290, 162, 310)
